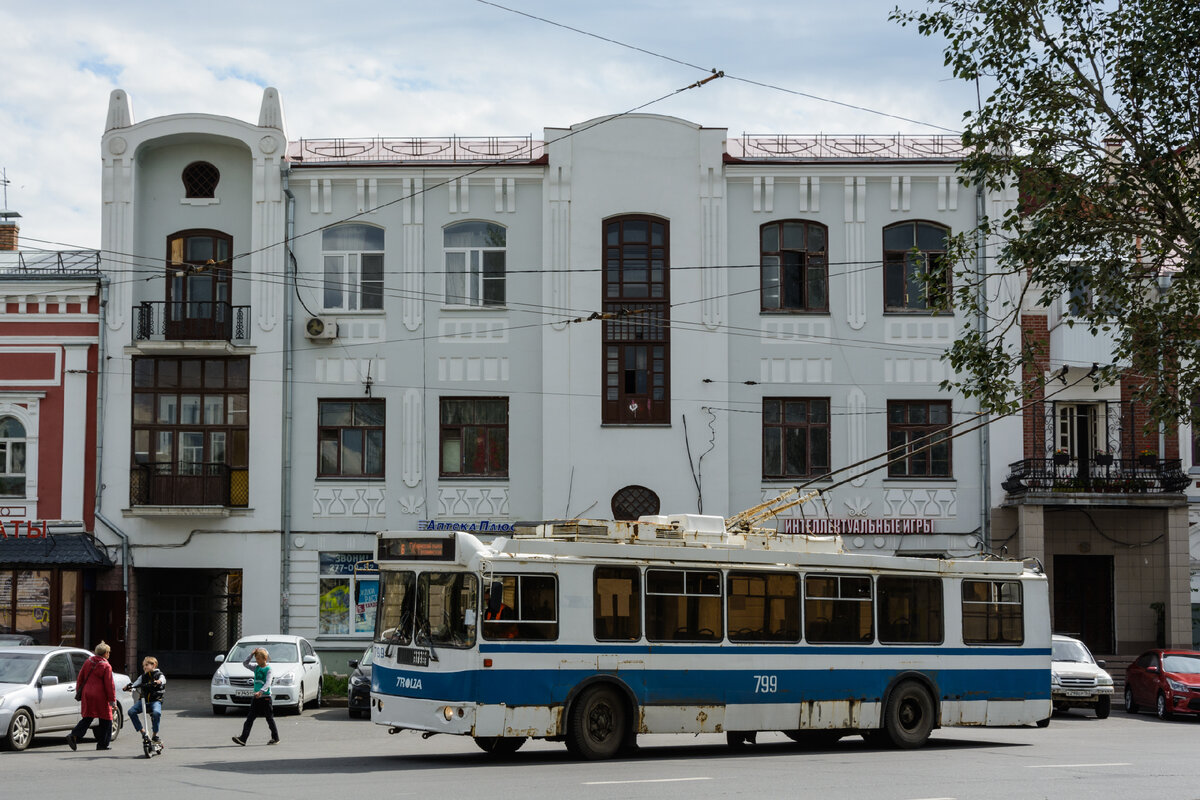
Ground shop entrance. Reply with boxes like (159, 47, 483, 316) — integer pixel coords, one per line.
(136, 569, 241, 675)
(1053, 554, 1114, 654)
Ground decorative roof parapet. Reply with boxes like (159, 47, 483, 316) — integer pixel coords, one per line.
(728, 134, 966, 161)
(287, 135, 545, 165)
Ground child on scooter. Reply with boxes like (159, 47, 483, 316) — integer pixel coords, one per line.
(123, 656, 167, 745)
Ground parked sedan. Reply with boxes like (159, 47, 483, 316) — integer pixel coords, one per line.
(1124, 649, 1200, 719)
(347, 647, 373, 719)
(0, 634, 36, 646)
(0, 646, 132, 751)
(210, 634, 323, 715)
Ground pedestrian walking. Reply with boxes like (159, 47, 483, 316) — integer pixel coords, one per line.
(231, 647, 279, 745)
(67, 641, 117, 751)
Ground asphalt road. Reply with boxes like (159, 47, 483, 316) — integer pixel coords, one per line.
(5, 680, 1199, 799)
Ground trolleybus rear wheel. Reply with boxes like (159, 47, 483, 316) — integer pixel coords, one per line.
(474, 736, 527, 755)
(883, 681, 935, 749)
(566, 685, 627, 760)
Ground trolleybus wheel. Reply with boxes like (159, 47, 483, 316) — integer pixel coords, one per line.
(883, 681, 935, 749)
(567, 684, 627, 760)
(474, 736, 527, 755)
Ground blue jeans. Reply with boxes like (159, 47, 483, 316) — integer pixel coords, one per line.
(129, 699, 162, 736)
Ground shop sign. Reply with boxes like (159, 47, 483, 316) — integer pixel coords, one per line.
(0, 519, 49, 538)
(418, 519, 515, 533)
(782, 518, 934, 535)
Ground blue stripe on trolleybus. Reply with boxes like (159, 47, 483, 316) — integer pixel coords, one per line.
(373, 663, 1049, 707)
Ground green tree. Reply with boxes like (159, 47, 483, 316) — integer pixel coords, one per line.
(892, 0, 1200, 426)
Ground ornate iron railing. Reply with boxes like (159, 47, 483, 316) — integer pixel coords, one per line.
(133, 301, 250, 342)
(288, 135, 544, 164)
(1002, 457, 1190, 495)
(0, 250, 101, 276)
(129, 463, 248, 507)
(729, 134, 966, 160)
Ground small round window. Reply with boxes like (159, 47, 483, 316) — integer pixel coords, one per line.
(182, 161, 220, 198)
(611, 485, 660, 520)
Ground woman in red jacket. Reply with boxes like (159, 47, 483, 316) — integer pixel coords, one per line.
(67, 642, 117, 751)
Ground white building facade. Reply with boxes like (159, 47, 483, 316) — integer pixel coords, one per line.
(96, 88, 1015, 671)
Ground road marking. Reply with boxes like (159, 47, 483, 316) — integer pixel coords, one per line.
(583, 777, 713, 785)
(1026, 763, 1131, 769)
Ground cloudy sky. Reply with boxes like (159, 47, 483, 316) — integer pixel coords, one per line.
(0, 0, 976, 251)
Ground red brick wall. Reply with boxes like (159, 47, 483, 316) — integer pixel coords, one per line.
(1022, 314, 1050, 458)
(0, 223, 16, 251)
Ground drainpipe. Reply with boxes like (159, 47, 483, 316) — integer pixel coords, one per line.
(975, 179, 991, 552)
(280, 170, 295, 634)
(93, 276, 131, 670)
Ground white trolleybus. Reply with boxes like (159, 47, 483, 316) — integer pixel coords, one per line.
(369, 507, 1050, 759)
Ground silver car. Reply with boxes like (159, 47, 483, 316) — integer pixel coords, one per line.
(0, 646, 132, 751)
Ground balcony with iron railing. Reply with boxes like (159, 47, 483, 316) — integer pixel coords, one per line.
(0, 249, 102, 277)
(133, 301, 251, 343)
(129, 462, 249, 512)
(1002, 456, 1190, 497)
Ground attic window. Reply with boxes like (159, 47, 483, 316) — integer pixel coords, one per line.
(611, 485, 660, 520)
(182, 162, 220, 198)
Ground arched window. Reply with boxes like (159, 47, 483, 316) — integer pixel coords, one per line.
(444, 221, 506, 307)
(182, 161, 220, 198)
(611, 485, 660, 520)
(323, 224, 384, 311)
(0, 416, 27, 497)
(883, 221, 951, 311)
(760, 220, 828, 312)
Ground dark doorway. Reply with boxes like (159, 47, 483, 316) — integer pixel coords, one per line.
(91, 591, 128, 673)
(136, 569, 241, 676)
(1053, 554, 1114, 654)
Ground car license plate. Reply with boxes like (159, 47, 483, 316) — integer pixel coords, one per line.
(1064, 690, 1091, 697)
(234, 689, 252, 698)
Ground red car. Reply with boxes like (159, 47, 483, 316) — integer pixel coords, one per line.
(1124, 649, 1200, 719)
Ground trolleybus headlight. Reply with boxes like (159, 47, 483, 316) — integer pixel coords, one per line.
(442, 706, 454, 721)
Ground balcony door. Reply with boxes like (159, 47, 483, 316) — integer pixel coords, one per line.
(166, 230, 232, 340)
(1056, 403, 1101, 459)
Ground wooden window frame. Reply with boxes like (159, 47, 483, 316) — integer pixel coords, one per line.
(602, 215, 671, 424)
(762, 397, 831, 479)
(317, 399, 385, 478)
(439, 396, 509, 478)
(887, 399, 953, 478)
(883, 220, 951, 312)
(760, 219, 829, 312)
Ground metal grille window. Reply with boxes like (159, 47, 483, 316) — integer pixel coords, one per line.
(645, 568, 722, 642)
(804, 574, 873, 643)
(727, 571, 800, 642)
(322, 224, 384, 312)
(603, 216, 670, 424)
(761, 220, 828, 311)
(611, 484, 660, 520)
(763, 398, 830, 478)
(439, 397, 508, 477)
(444, 221, 506, 306)
(182, 161, 220, 198)
(318, 400, 384, 477)
(0, 416, 26, 496)
(878, 576, 944, 644)
(887, 400, 952, 477)
(883, 221, 951, 311)
(962, 580, 1024, 644)
(482, 574, 558, 641)
(594, 566, 641, 641)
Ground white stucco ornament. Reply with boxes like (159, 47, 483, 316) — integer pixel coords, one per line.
(108, 136, 127, 155)
(259, 136, 278, 155)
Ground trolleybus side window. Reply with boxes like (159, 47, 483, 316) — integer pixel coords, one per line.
(483, 574, 558, 641)
(375, 570, 415, 646)
(804, 574, 873, 643)
(727, 571, 800, 642)
(594, 566, 641, 641)
(961, 579, 1023, 645)
(645, 568, 722, 642)
(417, 572, 478, 649)
(877, 576, 943, 644)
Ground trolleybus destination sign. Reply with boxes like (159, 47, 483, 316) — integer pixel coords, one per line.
(781, 517, 934, 535)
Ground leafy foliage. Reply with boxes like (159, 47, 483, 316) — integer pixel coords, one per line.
(892, 0, 1200, 426)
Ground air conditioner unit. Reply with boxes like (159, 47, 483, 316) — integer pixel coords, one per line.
(305, 316, 338, 340)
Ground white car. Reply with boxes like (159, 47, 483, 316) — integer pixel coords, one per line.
(1051, 634, 1114, 718)
(210, 635, 323, 716)
(1, 646, 132, 751)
